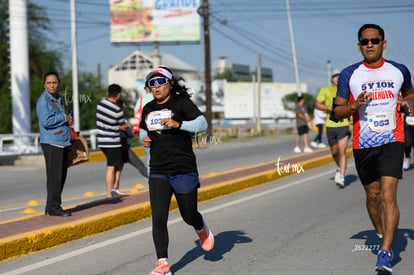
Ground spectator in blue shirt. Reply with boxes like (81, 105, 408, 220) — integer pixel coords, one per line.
(36, 71, 72, 217)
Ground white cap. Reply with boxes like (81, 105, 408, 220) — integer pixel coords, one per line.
(332, 69, 340, 77)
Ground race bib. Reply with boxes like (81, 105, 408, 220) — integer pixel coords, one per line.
(406, 116, 414, 126)
(367, 112, 396, 132)
(146, 110, 172, 131)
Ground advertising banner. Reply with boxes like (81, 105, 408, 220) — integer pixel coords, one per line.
(110, 0, 201, 43)
(224, 82, 305, 119)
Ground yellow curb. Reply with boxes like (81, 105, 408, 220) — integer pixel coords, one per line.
(0, 202, 152, 261)
(83, 192, 95, 197)
(0, 149, 352, 262)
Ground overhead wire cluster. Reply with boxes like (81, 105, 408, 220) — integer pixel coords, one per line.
(210, 0, 414, 80)
(31, 0, 414, 84)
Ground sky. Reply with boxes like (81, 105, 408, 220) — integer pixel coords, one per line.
(29, 0, 414, 94)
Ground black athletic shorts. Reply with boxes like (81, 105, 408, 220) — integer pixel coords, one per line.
(353, 142, 404, 185)
(297, 125, 309, 135)
(326, 126, 351, 147)
(101, 147, 123, 167)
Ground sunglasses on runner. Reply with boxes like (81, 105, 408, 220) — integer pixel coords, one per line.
(359, 38, 382, 46)
(148, 77, 169, 88)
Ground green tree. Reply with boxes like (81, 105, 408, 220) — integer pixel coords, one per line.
(0, 0, 11, 133)
(59, 71, 107, 131)
(2, 1, 149, 134)
(282, 92, 315, 115)
(0, 0, 64, 133)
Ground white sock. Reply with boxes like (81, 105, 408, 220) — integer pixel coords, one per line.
(377, 232, 383, 239)
(158, 258, 168, 263)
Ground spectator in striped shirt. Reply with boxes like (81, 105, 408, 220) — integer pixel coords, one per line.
(96, 84, 128, 198)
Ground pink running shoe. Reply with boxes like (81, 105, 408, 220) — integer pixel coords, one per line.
(196, 222, 214, 251)
(149, 259, 171, 275)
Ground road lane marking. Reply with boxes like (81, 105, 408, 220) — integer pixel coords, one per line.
(0, 165, 352, 275)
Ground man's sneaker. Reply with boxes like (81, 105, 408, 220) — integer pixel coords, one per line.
(293, 146, 302, 153)
(303, 147, 313, 153)
(317, 142, 327, 148)
(375, 250, 392, 273)
(334, 168, 340, 180)
(149, 259, 172, 275)
(310, 141, 318, 148)
(111, 188, 125, 197)
(403, 157, 410, 170)
(335, 174, 345, 188)
(196, 222, 214, 251)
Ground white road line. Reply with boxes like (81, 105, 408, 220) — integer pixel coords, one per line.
(0, 166, 349, 275)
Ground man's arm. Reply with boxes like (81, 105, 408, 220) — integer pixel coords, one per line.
(315, 100, 330, 112)
(403, 88, 414, 115)
(333, 93, 369, 121)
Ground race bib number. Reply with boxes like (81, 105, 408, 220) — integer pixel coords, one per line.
(367, 112, 396, 132)
(146, 110, 172, 131)
(406, 116, 414, 126)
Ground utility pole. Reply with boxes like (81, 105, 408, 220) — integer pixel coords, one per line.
(70, 0, 80, 131)
(200, 0, 212, 137)
(256, 53, 262, 134)
(152, 42, 161, 68)
(326, 59, 332, 84)
(9, 0, 31, 146)
(286, 0, 301, 96)
(97, 63, 101, 90)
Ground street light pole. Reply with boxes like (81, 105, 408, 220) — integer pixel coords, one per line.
(70, 0, 80, 131)
(202, 0, 212, 137)
(326, 59, 332, 84)
(256, 53, 262, 134)
(286, 0, 301, 96)
(9, 0, 31, 146)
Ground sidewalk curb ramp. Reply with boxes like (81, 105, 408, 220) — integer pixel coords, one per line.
(0, 148, 353, 262)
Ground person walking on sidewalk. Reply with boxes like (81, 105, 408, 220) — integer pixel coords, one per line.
(36, 72, 72, 217)
(333, 23, 414, 273)
(294, 95, 313, 153)
(310, 108, 327, 149)
(96, 84, 128, 198)
(315, 70, 351, 188)
(133, 83, 154, 177)
(140, 66, 214, 275)
(117, 100, 148, 178)
(402, 106, 414, 170)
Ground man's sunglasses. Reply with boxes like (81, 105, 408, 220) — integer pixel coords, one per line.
(359, 38, 382, 46)
(148, 77, 169, 88)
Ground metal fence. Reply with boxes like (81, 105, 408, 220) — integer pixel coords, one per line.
(0, 129, 99, 156)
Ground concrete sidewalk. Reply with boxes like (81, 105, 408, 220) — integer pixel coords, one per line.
(0, 147, 352, 262)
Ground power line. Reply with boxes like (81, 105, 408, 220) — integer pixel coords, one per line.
(29, 0, 414, 87)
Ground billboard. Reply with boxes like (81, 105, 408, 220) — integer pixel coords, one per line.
(110, 0, 201, 43)
(224, 82, 307, 119)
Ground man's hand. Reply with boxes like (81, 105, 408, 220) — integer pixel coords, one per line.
(351, 91, 372, 111)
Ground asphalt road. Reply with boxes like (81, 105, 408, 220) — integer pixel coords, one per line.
(1, 155, 413, 274)
(0, 134, 297, 222)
